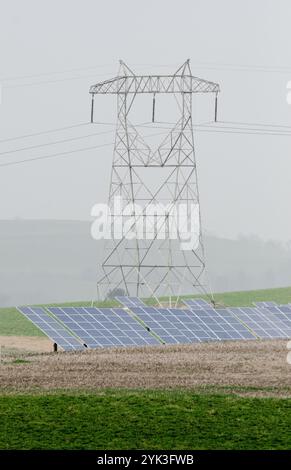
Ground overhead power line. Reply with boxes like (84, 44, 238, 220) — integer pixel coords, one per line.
(0, 130, 172, 168)
(124, 62, 291, 74)
(4, 61, 291, 82)
(0, 123, 91, 144)
(1, 118, 291, 169)
(91, 120, 291, 133)
(0, 129, 115, 159)
(4, 73, 115, 89)
(2, 60, 291, 92)
(1, 119, 289, 155)
(0, 64, 113, 82)
(152, 123, 291, 136)
(195, 127, 291, 137)
(190, 62, 291, 74)
(0, 142, 113, 168)
(112, 122, 291, 137)
(218, 120, 291, 130)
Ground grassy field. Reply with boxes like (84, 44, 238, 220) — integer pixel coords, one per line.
(1, 286, 291, 337)
(0, 391, 291, 450)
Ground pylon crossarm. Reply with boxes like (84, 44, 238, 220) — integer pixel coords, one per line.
(90, 75, 220, 95)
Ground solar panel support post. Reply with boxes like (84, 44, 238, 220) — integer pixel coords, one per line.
(53, 342, 58, 353)
(90, 61, 220, 300)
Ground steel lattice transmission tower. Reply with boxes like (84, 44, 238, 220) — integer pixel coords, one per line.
(90, 60, 220, 299)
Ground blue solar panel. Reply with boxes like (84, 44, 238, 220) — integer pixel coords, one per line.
(48, 307, 159, 348)
(228, 307, 291, 339)
(49, 307, 103, 348)
(260, 305, 291, 329)
(266, 305, 291, 314)
(17, 307, 85, 351)
(185, 307, 256, 340)
(115, 296, 146, 308)
(93, 308, 160, 345)
(254, 301, 278, 308)
(279, 306, 291, 314)
(182, 299, 212, 309)
(168, 308, 220, 340)
(130, 306, 216, 344)
(158, 308, 217, 341)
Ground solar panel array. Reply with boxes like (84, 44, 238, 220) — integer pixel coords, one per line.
(182, 298, 212, 309)
(17, 296, 291, 352)
(48, 306, 159, 348)
(182, 306, 256, 340)
(130, 306, 214, 344)
(259, 305, 291, 330)
(17, 307, 85, 351)
(228, 307, 291, 339)
(253, 301, 278, 308)
(116, 296, 146, 308)
(267, 305, 291, 314)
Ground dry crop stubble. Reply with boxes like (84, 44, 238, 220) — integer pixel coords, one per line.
(0, 339, 290, 396)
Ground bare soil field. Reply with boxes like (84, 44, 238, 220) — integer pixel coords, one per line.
(0, 336, 52, 353)
(0, 338, 291, 396)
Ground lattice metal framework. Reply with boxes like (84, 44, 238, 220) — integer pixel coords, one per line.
(90, 60, 220, 299)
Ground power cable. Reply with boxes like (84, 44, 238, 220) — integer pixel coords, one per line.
(0, 123, 91, 144)
(0, 129, 115, 159)
(0, 129, 171, 168)
(0, 142, 113, 168)
(4, 73, 115, 89)
(91, 120, 291, 135)
(0, 64, 113, 82)
(190, 62, 291, 74)
(217, 120, 291, 130)
(1, 120, 291, 168)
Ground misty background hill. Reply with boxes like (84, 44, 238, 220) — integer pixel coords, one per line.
(0, 220, 290, 307)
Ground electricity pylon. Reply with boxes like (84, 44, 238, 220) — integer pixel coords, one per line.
(90, 60, 220, 299)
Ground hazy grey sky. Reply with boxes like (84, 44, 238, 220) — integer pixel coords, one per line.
(0, 0, 290, 241)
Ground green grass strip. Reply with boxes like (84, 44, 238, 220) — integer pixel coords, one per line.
(0, 391, 291, 449)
